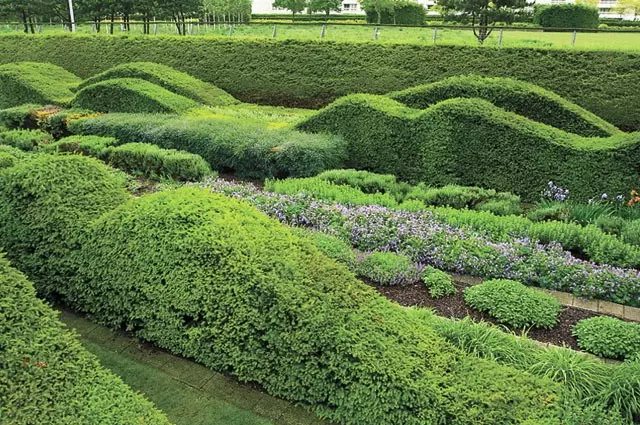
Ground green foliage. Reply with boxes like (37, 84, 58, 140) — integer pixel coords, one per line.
(68, 187, 578, 425)
(599, 358, 640, 423)
(464, 279, 562, 329)
(49, 135, 119, 156)
(573, 316, 640, 360)
(365, 1, 426, 25)
(0, 254, 171, 425)
(389, 75, 619, 137)
(71, 78, 199, 114)
(76, 62, 238, 107)
(534, 4, 600, 29)
(0, 62, 81, 109)
(356, 251, 419, 285)
(622, 219, 640, 246)
(422, 266, 456, 298)
(0, 104, 97, 139)
(316, 169, 398, 195)
(0, 154, 130, 296)
(290, 227, 357, 268)
(0, 129, 53, 151)
(298, 95, 640, 203)
(406, 183, 521, 215)
(0, 103, 42, 129)
(2, 35, 639, 130)
(69, 113, 346, 179)
(595, 215, 627, 236)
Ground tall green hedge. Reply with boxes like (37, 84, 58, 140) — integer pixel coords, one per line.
(365, 1, 426, 25)
(0, 254, 171, 425)
(0, 62, 81, 108)
(297, 95, 640, 202)
(534, 4, 600, 29)
(389, 75, 619, 137)
(76, 62, 239, 107)
(2, 35, 640, 130)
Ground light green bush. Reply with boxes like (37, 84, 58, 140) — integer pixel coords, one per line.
(0, 62, 81, 108)
(290, 227, 357, 269)
(422, 266, 456, 298)
(0, 129, 53, 151)
(357, 251, 419, 285)
(573, 316, 640, 360)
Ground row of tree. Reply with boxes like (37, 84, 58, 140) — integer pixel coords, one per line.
(0, 0, 252, 34)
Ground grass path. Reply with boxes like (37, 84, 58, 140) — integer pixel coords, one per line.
(59, 310, 328, 425)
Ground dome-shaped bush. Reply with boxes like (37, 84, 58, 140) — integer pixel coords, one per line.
(0, 154, 130, 296)
(71, 187, 576, 425)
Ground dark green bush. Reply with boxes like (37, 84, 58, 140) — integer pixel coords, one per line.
(77, 62, 238, 107)
(71, 78, 198, 114)
(365, 1, 426, 25)
(298, 95, 640, 203)
(0, 104, 43, 129)
(2, 35, 640, 130)
(573, 316, 640, 360)
(0, 155, 130, 296)
(464, 279, 562, 329)
(534, 4, 599, 29)
(422, 266, 456, 298)
(0, 62, 81, 109)
(0, 104, 96, 139)
(69, 113, 346, 179)
(0, 254, 170, 425)
(0, 129, 53, 151)
(390, 75, 618, 137)
(70, 187, 579, 425)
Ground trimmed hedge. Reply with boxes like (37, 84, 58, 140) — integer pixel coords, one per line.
(67, 186, 592, 424)
(0, 62, 81, 109)
(69, 113, 346, 179)
(71, 78, 199, 114)
(0, 129, 53, 151)
(2, 35, 640, 130)
(365, 1, 426, 25)
(534, 4, 599, 29)
(0, 254, 171, 424)
(297, 95, 640, 202)
(0, 104, 97, 139)
(389, 75, 619, 137)
(0, 155, 130, 296)
(76, 62, 239, 107)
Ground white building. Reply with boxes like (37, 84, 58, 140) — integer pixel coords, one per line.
(252, 0, 437, 15)
(531, 0, 632, 19)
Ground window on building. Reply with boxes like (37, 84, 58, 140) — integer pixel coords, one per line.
(342, 3, 358, 11)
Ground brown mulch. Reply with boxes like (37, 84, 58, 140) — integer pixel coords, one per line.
(371, 277, 618, 351)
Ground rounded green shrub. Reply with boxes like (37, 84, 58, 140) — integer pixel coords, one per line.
(572, 316, 640, 360)
(316, 169, 398, 195)
(595, 215, 626, 236)
(71, 78, 198, 114)
(0, 62, 81, 108)
(0, 129, 52, 151)
(534, 4, 599, 29)
(48, 135, 118, 156)
(0, 154, 130, 296)
(622, 219, 640, 246)
(71, 187, 574, 425)
(0, 152, 15, 168)
(357, 251, 419, 285)
(422, 266, 456, 298)
(464, 279, 562, 329)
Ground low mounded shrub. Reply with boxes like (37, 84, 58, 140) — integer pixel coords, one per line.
(573, 316, 640, 360)
(69, 113, 346, 179)
(71, 78, 198, 114)
(622, 219, 640, 246)
(422, 266, 456, 298)
(0, 254, 170, 425)
(595, 215, 626, 236)
(291, 228, 357, 269)
(0, 154, 130, 296)
(0, 104, 96, 139)
(48, 135, 119, 156)
(0, 129, 53, 151)
(0, 62, 81, 108)
(77, 62, 239, 106)
(534, 4, 599, 29)
(316, 169, 398, 195)
(406, 183, 521, 215)
(464, 279, 562, 329)
(357, 251, 420, 285)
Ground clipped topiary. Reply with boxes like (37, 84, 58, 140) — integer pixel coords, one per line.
(464, 279, 562, 329)
(70, 187, 577, 425)
(0, 154, 130, 296)
(0, 254, 170, 425)
(0, 62, 81, 108)
(71, 78, 198, 114)
(573, 316, 640, 360)
(77, 62, 238, 106)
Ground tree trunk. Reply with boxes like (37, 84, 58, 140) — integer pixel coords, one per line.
(110, 14, 115, 34)
(292, 11, 296, 22)
(28, 16, 35, 34)
(174, 14, 182, 35)
(21, 9, 29, 34)
(95, 18, 101, 33)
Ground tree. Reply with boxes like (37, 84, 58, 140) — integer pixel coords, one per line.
(309, 0, 342, 17)
(157, 0, 201, 35)
(203, 0, 252, 23)
(359, 0, 395, 24)
(272, 0, 309, 21)
(437, 0, 530, 44)
(0, 0, 66, 33)
(614, 0, 640, 20)
(575, 0, 599, 7)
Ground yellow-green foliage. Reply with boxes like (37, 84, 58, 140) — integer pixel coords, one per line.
(77, 62, 238, 107)
(389, 75, 619, 137)
(71, 78, 199, 114)
(0, 62, 81, 108)
(0, 254, 171, 425)
(298, 95, 640, 202)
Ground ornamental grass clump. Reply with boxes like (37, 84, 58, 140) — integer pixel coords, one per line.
(464, 279, 562, 329)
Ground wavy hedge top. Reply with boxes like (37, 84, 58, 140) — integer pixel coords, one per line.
(297, 94, 640, 201)
(0, 62, 81, 108)
(389, 75, 620, 137)
(0, 254, 170, 425)
(77, 62, 239, 107)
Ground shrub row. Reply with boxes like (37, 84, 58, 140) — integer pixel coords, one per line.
(51, 135, 213, 181)
(0, 104, 97, 139)
(388, 75, 619, 137)
(0, 254, 170, 424)
(2, 35, 640, 130)
(69, 113, 346, 179)
(0, 155, 600, 425)
(533, 4, 599, 29)
(298, 95, 640, 202)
